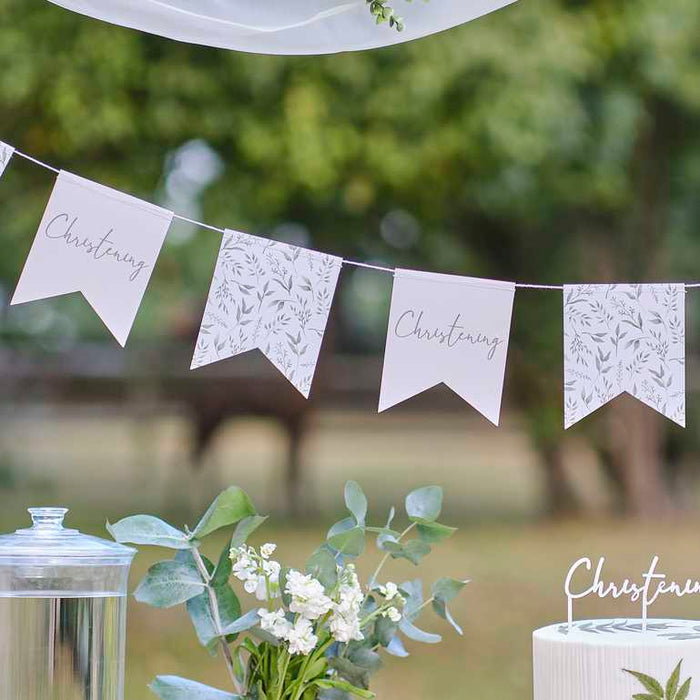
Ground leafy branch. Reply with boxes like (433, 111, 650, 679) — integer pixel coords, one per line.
(366, 0, 428, 32)
(108, 481, 468, 700)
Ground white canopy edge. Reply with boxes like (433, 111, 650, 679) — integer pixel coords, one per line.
(46, 0, 518, 55)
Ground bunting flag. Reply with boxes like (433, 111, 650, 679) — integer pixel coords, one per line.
(379, 270, 516, 425)
(191, 230, 342, 397)
(3, 143, 700, 430)
(564, 284, 686, 428)
(11, 171, 173, 346)
(0, 142, 14, 178)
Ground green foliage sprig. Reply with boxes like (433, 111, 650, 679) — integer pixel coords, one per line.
(365, 0, 418, 32)
(109, 481, 468, 700)
(624, 660, 692, 700)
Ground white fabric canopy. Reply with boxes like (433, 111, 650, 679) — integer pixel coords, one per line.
(46, 0, 517, 55)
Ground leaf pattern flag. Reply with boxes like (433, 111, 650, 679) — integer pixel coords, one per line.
(379, 270, 516, 425)
(0, 141, 15, 178)
(192, 230, 342, 398)
(564, 284, 685, 428)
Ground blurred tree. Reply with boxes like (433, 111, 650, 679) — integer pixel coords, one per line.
(1, 0, 700, 515)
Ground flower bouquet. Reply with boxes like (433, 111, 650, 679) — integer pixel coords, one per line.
(109, 481, 468, 699)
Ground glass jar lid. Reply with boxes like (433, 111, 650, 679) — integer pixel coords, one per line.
(0, 507, 136, 565)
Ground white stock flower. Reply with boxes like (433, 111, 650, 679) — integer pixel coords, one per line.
(285, 570, 333, 620)
(330, 613, 364, 643)
(377, 581, 406, 607)
(387, 606, 402, 623)
(329, 565, 365, 644)
(230, 545, 281, 601)
(383, 582, 399, 601)
(286, 617, 318, 656)
(260, 543, 277, 559)
(258, 608, 291, 639)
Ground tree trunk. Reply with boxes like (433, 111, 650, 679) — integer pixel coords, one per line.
(540, 442, 580, 517)
(605, 396, 672, 516)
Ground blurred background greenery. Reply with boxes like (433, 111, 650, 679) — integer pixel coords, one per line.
(2, 0, 700, 697)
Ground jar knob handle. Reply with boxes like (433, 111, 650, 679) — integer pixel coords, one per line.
(28, 507, 69, 530)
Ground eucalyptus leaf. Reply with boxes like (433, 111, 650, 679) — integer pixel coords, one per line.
(431, 577, 468, 636)
(107, 515, 190, 549)
(175, 549, 214, 576)
(348, 647, 382, 675)
(385, 507, 396, 530)
(250, 627, 281, 647)
(432, 599, 463, 636)
(432, 578, 469, 603)
(327, 527, 365, 558)
(415, 520, 456, 544)
(230, 515, 268, 550)
(398, 616, 442, 644)
(135, 560, 205, 608)
(211, 545, 233, 589)
(313, 679, 375, 699)
(385, 539, 431, 565)
(327, 517, 357, 539)
(344, 481, 368, 526)
(192, 487, 256, 539)
(405, 486, 443, 522)
(220, 609, 261, 636)
(149, 675, 240, 699)
(186, 584, 242, 646)
(306, 547, 338, 590)
(329, 657, 371, 690)
(376, 532, 399, 552)
(374, 615, 398, 647)
(400, 579, 424, 621)
(319, 690, 352, 700)
(385, 635, 409, 658)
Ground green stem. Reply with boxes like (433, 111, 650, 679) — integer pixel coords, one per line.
(273, 648, 291, 700)
(369, 522, 416, 587)
(291, 638, 334, 700)
(191, 547, 241, 694)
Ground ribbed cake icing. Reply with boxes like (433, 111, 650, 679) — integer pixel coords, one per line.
(533, 619, 700, 700)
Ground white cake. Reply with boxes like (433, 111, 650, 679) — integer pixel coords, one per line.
(534, 619, 700, 700)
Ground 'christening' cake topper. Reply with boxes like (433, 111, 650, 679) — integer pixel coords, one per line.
(565, 556, 700, 631)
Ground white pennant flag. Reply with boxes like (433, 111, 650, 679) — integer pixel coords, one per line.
(379, 270, 516, 425)
(192, 230, 342, 398)
(0, 141, 15, 178)
(12, 171, 173, 346)
(564, 284, 685, 428)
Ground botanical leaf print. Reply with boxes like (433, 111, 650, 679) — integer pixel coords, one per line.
(192, 230, 342, 398)
(564, 284, 685, 428)
(0, 141, 14, 178)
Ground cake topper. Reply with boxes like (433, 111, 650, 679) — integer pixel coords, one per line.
(564, 556, 700, 631)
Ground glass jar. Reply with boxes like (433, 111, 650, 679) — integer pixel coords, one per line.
(0, 507, 136, 700)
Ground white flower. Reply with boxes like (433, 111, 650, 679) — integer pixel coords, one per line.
(230, 546, 281, 601)
(285, 570, 333, 620)
(383, 582, 399, 601)
(387, 606, 402, 623)
(260, 543, 277, 559)
(330, 613, 364, 643)
(285, 617, 318, 656)
(329, 565, 365, 644)
(258, 608, 291, 639)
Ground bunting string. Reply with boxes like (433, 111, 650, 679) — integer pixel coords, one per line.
(1, 142, 697, 428)
(8, 149, 657, 291)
